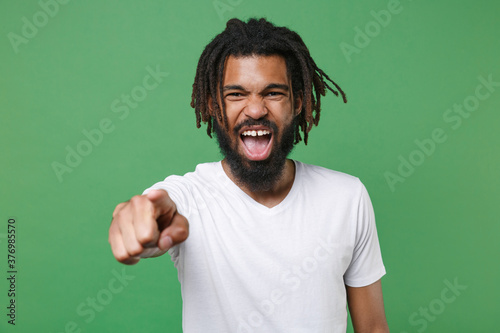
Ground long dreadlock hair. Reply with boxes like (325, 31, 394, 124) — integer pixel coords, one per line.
(190, 17, 347, 145)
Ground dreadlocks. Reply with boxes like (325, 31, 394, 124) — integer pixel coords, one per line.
(190, 17, 347, 145)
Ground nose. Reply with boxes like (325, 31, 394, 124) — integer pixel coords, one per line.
(243, 96, 268, 119)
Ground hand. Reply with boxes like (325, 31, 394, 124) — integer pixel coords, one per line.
(108, 189, 189, 265)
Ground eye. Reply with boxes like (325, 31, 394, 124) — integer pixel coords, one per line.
(225, 92, 244, 99)
(266, 91, 287, 99)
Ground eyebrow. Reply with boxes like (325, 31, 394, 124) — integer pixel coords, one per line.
(265, 83, 289, 91)
(222, 85, 245, 91)
(222, 83, 290, 92)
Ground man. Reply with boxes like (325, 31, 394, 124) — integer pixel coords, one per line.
(109, 18, 389, 332)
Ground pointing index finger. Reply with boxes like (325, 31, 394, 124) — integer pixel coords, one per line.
(145, 189, 177, 225)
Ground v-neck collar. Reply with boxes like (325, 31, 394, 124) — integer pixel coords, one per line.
(215, 160, 301, 215)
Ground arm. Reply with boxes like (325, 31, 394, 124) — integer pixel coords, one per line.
(108, 189, 189, 265)
(346, 279, 389, 333)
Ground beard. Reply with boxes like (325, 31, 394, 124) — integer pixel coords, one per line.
(213, 117, 296, 192)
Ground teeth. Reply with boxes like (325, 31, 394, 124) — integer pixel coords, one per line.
(242, 130, 270, 137)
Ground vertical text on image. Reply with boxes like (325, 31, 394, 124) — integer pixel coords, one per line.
(6, 218, 18, 326)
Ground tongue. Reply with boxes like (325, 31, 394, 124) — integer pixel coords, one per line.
(242, 136, 269, 155)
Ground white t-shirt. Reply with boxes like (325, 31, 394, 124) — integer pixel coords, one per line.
(145, 160, 386, 333)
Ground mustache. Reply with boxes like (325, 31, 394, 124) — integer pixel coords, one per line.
(233, 119, 279, 136)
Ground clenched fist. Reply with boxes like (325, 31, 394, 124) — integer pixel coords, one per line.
(108, 189, 189, 265)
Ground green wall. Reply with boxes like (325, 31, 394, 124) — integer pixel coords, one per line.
(1, 0, 499, 332)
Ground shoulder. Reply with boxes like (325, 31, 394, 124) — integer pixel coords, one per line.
(144, 161, 222, 194)
(163, 161, 221, 183)
(295, 160, 363, 191)
(293, 160, 367, 205)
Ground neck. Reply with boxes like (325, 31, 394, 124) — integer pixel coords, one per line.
(221, 158, 296, 208)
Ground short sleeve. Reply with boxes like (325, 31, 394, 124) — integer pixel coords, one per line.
(343, 183, 386, 287)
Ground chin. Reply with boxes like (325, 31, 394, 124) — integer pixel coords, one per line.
(213, 118, 296, 192)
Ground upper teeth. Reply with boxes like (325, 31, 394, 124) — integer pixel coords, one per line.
(242, 130, 270, 137)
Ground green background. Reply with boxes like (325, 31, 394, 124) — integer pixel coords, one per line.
(1, 0, 499, 332)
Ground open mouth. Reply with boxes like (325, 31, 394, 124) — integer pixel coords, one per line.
(239, 127, 273, 161)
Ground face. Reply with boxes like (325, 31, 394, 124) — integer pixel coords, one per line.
(212, 55, 302, 192)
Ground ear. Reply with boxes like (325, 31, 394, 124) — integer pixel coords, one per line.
(294, 91, 303, 116)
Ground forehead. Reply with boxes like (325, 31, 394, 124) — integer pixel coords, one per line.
(222, 55, 289, 87)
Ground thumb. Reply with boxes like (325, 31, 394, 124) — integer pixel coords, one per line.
(158, 212, 189, 251)
(145, 189, 189, 251)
